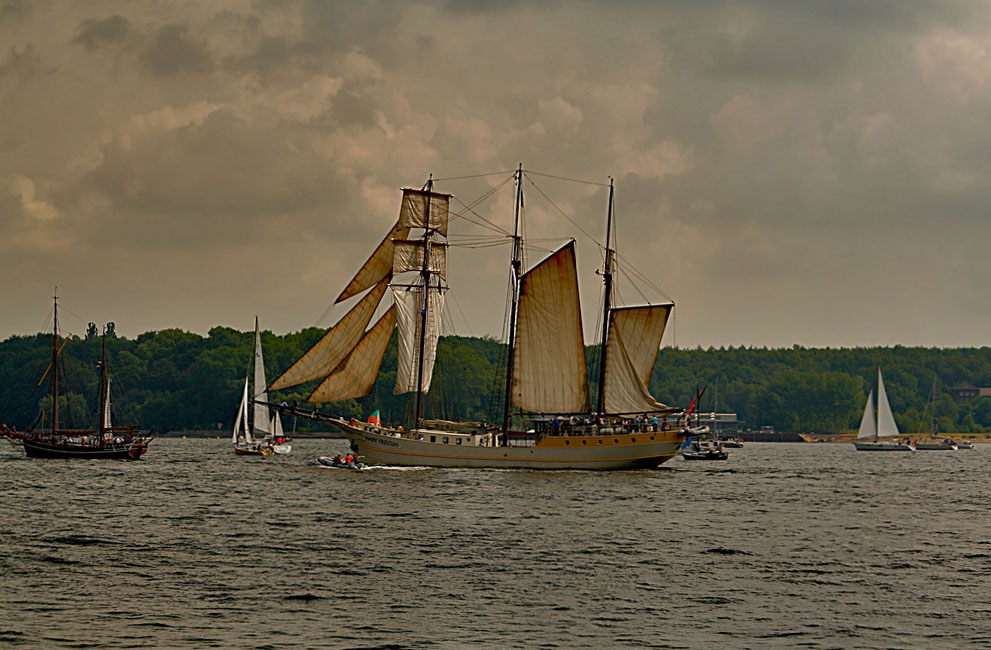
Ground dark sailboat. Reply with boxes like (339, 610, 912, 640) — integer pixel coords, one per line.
(3, 295, 151, 460)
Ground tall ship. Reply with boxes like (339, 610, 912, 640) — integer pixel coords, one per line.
(3, 295, 151, 459)
(268, 167, 688, 469)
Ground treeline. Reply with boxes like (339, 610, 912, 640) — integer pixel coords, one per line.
(2, 327, 991, 435)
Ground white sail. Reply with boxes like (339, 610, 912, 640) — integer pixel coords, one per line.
(392, 239, 448, 279)
(602, 305, 677, 414)
(393, 286, 445, 395)
(308, 306, 397, 402)
(269, 278, 389, 391)
(876, 369, 900, 439)
(335, 222, 411, 303)
(856, 388, 877, 440)
(252, 317, 271, 436)
(272, 411, 284, 437)
(102, 376, 113, 430)
(512, 241, 589, 413)
(233, 376, 251, 443)
(398, 188, 451, 236)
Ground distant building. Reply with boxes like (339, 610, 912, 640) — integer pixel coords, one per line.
(695, 412, 742, 432)
(949, 381, 991, 402)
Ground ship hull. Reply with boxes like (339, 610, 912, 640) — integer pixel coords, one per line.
(19, 436, 148, 460)
(853, 441, 915, 451)
(333, 420, 683, 470)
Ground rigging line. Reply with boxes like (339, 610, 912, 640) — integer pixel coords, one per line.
(523, 175, 602, 249)
(616, 255, 676, 303)
(525, 169, 611, 188)
(446, 290, 474, 338)
(433, 170, 516, 182)
(616, 265, 653, 305)
(447, 175, 515, 236)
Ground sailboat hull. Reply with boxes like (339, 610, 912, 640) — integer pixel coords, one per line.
(333, 419, 683, 470)
(853, 441, 915, 451)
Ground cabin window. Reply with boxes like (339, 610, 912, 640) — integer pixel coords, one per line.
(430, 435, 436, 443)
(443, 437, 449, 444)
(456, 438, 462, 445)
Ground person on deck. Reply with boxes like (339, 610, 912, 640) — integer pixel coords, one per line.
(344, 454, 354, 464)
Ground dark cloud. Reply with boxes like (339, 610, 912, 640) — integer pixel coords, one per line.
(140, 24, 214, 76)
(73, 14, 131, 51)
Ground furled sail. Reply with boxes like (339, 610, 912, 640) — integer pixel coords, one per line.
(876, 369, 899, 438)
(335, 222, 411, 303)
(269, 278, 389, 391)
(399, 188, 451, 236)
(512, 241, 589, 413)
(857, 388, 877, 440)
(252, 317, 271, 435)
(307, 306, 397, 403)
(392, 286, 445, 395)
(392, 240, 448, 279)
(102, 376, 112, 430)
(602, 305, 677, 414)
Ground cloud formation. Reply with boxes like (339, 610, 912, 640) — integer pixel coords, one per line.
(1, 0, 989, 348)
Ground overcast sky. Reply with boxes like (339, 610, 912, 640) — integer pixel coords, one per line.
(2, 1, 989, 348)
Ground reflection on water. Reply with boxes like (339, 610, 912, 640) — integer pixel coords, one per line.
(1, 439, 989, 649)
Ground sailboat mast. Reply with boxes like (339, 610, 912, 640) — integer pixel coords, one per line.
(413, 176, 434, 430)
(501, 164, 524, 440)
(98, 329, 108, 435)
(595, 178, 615, 416)
(51, 291, 59, 433)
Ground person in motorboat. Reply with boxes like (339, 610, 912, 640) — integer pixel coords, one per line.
(333, 454, 343, 465)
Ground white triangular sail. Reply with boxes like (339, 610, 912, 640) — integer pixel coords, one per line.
(308, 306, 397, 403)
(398, 188, 451, 236)
(269, 278, 389, 391)
(252, 317, 271, 436)
(512, 241, 589, 413)
(233, 376, 251, 443)
(392, 240, 448, 279)
(335, 222, 411, 303)
(857, 388, 877, 440)
(393, 286, 445, 395)
(876, 369, 899, 438)
(602, 305, 677, 414)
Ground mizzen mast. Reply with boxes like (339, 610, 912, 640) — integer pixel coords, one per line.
(595, 178, 615, 416)
(501, 164, 524, 441)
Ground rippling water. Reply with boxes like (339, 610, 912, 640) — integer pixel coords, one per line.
(1, 438, 989, 649)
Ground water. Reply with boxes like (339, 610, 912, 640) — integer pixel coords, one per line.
(1, 439, 989, 649)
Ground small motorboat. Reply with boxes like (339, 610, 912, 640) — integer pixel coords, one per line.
(680, 438, 729, 461)
(719, 437, 744, 448)
(317, 456, 363, 469)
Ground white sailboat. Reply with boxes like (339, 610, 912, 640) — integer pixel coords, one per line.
(268, 168, 689, 469)
(232, 317, 290, 456)
(853, 369, 914, 451)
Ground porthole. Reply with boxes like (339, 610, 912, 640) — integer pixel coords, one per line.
(613, 439, 619, 444)
(650, 436, 655, 441)
(598, 439, 603, 444)
(564, 440, 570, 445)
(631, 437, 637, 443)
(582, 440, 587, 445)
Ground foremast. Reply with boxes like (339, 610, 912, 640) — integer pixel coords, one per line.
(595, 178, 615, 416)
(501, 164, 524, 442)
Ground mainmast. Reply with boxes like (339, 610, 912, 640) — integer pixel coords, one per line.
(501, 164, 524, 441)
(413, 176, 434, 431)
(98, 329, 109, 435)
(51, 291, 59, 433)
(595, 178, 615, 416)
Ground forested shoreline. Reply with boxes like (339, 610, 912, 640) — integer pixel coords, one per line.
(3, 326, 991, 435)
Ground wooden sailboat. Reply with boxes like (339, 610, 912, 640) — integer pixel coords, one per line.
(2, 295, 151, 459)
(853, 369, 914, 451)
(232, 317, 289, 456)
(268, 168, 688, 469)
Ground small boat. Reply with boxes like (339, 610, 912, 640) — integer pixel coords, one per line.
(957, 439, 975, 450)
(913, 376, 957, 450)
(719, 437, 744, 448)
(232, 317, 291, 456)
(317, 456, 363, 469)
(853, 369, 915, 451)
(2, 295, 151, 460)
(681, 437, 729, 461)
